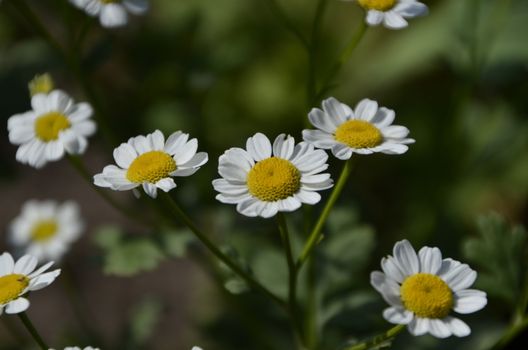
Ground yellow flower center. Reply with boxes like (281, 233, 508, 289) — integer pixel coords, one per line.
(246, 157, 301, 202)
(334, 120, 383, 148)
(400, 273, 453, 319)
(31, 220, 58, 242)
(0, 274, 29, 305)
(34, 112, 71, 142)
(358, 0, 397, 11)
(126, 151, 177, 184)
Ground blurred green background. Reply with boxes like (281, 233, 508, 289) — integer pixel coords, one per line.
(1, 0, 528, 349)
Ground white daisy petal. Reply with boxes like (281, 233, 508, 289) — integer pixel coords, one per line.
(428, 319, 452, 338)
(272, 134, 295, 159)
(393, 239, 419, 276)
(28, 269, 61, 291)
(246, 133, 272, 161)
(173, 139, 198, 165)
(444, 316, 471, 337)
(156, 178, 176, 192)
(123, 0, 149, 14)
(100, 4, 128, 28)
(370, 107, 395, 128)
(454, 289, 487, 314)
(418, 246, 442, 274)
(383, 307, 413, 324)
(394, 1, 428, 18)
(322, 97, 351, 125)
(5, 298, 30, 314)
(355, 99, 378, 121)
(383, 11, 408, 29)
(408, 318, 429, 336)
(442, 263, 477, 291)
(0, 253, 15, 276)
(381, 256, 405, 283)
(142, 183, 158, 198)
(13, 255, 38, 275)
(366, 10, 384, 25)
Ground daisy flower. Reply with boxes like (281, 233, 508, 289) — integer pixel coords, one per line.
(213, 133, 333, 218)
(94, 130, 208, 198)
(345, 0, 428, 29)
(370, 240, 487, 338)
(69, 0, 149, 28)
(303, 97, 414, 160)
(0, 252, 61, 315)
(9, 200, 84, 262)
(7, 90, 96, 169)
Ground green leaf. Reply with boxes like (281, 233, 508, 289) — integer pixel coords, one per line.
(103, 239, 165, 277)
(92, 225, 123, 249)
(463, 212, 527, 305)
(128, 298, 163, 347)
(162, 228, 195, 258)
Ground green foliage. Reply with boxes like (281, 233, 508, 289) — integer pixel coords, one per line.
(127, 298, 164, 348)
(93, 226, 194, 277)
(463, 213, 527, 305)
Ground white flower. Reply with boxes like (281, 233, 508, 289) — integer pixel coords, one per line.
(344, 0, 428, 29)
(0, 252, 61, 315)
(213, 133, 333, 218)
(303, 97, 414, 160)
(69, 0, 149, 28)
(7, 90, 96, 169)
(9, 200, 84, 262)
(94, 130, 208, 198)
(371, 240, 487, 338)
(191, 348, 202, 350)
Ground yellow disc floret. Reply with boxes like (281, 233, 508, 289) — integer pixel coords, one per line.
(31, 220, 58, 242)
(0, 274, 29, 304)
(247, 157, 301, 202)
(334, 120, 383, 148)
(400, 273, 453, 319)
(126, 151, 177, 184)
(358, 0, 397, 11)
(35, 112, 71, 142)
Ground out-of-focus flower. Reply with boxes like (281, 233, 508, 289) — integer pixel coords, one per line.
(28, 74, 55, 97)
(303, 97, 414, 160)
(344, 0, 428, 29)
(371, 240, 487, 338)
(0, 252, 60, 315)
(69, 0, 149, 28)
(94, 130, 208, 198)
(49, 347, 100, 350)
(213, 133, 333, 218)
(9, 200, 84, 262)
(7, 90, 96, 168)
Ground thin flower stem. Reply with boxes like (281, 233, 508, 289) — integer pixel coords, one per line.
(66, 155, 149, 226)
(17, 312, 48, 350)
(305, 255, 318, 349)
(297, 158, 354, 270)
(306, 0, 329, 110)
(344, 324, 405, 350)
(159, 193, 288, 310)
(10, 0, 117, 146)
(489, 317, 528, 350)
(277, 213, 305, 347)
(315, 20, 367, 101)
(261, 0, 309, 49)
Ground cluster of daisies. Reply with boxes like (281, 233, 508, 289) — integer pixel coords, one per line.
(65, 0, 427, 29)
(3, 0, 488, 346)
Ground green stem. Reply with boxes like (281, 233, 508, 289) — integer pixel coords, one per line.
(305, 255, 318, 349)
(306, 0, 329, 110)
(344, 324, 405, 350)
(489, 317, 528, 350)
(17, 312, 48, 350)
(11, 0, 117, 146)
(277, 213, 304, 347)
(159, 193, 287, 310)
(297, 159, 354, 270)
(66, 155, 148, 226)
(316, 20, 367, 101)
(261, 0, 309, 49)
